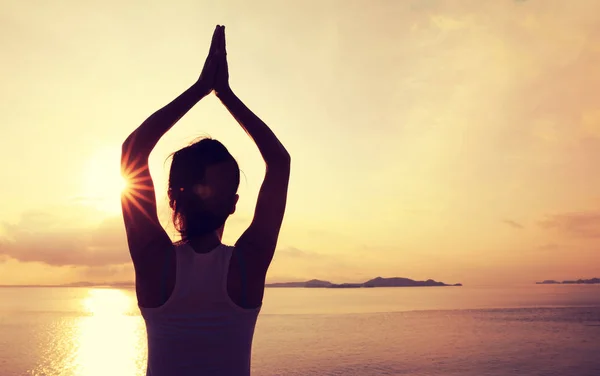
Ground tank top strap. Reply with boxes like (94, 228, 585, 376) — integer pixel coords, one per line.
(234, 247, 248, 308)
(163, 242, 194, 305)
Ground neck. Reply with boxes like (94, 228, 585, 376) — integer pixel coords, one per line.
(185, 226, 224, 254)
(216, 226, 224, 240)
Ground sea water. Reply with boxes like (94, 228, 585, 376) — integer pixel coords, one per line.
(0, 285, 599, 376)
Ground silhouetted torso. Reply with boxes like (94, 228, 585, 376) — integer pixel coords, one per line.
(139, 243, 260, 376)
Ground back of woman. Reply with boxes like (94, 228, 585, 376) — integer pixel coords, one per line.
(120, 25, 291, 375)
(141, 244, 259, 376)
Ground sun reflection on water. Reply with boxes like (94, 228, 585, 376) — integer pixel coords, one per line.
(73, 289, 145, 376)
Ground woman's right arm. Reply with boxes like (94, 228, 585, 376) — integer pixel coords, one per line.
(120, 82, 209, 256)
(120, 26, 220, 306)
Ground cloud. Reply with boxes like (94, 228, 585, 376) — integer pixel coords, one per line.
(78, 263, 133, 281)
(0, 207, 348, 283)
(502, 219, 524, 229)
(274, 246, 325, 260)
(536, 243, 560, 251)
(581, 110, 600, 139)
(429, 14, 470, 32)
(269, 246, 360, 282)
(539, 212, 600, 238)
(0, 210, 129, 266)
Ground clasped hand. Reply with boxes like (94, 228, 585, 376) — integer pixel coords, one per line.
(197, 25, 230, 97)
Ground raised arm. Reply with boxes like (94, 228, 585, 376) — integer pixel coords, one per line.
(214, 27, 291, 275)
(121, 26, 220, 307)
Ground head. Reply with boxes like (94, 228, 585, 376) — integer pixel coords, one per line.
(168, 138, 240, 240)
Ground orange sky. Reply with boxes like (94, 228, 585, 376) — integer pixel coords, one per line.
(1, 0, 600, 286)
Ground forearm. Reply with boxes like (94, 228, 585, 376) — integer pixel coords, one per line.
(217, 88, 290, 166)
(123, 83, 207, 156)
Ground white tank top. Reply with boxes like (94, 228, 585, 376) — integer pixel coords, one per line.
(139, 243, 261, 376)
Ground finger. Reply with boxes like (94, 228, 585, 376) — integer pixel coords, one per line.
(215, 26, 222, 52)
(221, 26, 227, 54)
(217, 26, 226, 56)
(213, 26, 223, 56)
(208, 25, 220, 54)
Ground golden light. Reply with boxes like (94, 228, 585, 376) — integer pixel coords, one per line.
(74, 288, 145, 376)
(82, 146, 129, 213)
(82, 288, 132, 317)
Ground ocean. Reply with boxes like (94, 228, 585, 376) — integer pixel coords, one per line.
(0, 285, 599, 376)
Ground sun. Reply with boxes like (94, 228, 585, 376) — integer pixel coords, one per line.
(82, 146, 128, 213)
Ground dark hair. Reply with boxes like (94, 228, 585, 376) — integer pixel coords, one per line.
(167, 138, 240, 240)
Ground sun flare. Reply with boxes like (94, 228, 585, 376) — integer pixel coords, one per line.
(82, 147, 128, 213)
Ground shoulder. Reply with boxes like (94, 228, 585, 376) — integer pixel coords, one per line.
(134, 241, 178, 309)
(228, 245, 268, 305)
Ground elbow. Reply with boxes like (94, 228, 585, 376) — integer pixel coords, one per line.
(122, 130, 152, 162)
(264, 145, 290, 167)
(265, 150, 291, 173)
(280, 150, 291, 166)
(121, 133, 135, 158)
(121, 138, 133, 168)
(120, 135, 146, 176)
(121, 140, 129, 159)
(120, 146, 130, 178)
(121, 133, 148, 161)
(274, 150, 291, 169)
(121, 131, 140, 155)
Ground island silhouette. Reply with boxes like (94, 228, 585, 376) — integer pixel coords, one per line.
(535, 278, 600, 285)
(266, 277, 463, 288)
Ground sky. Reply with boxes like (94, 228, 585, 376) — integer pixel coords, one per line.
(1, 0, 600, 286)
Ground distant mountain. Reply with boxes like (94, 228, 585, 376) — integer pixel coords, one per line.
(266, 277, 461, 288)
(267, 279, 332, 288)
(536, 278, 600, 285)
(363, 277, 461, 287)
(266, 281, 311, 288)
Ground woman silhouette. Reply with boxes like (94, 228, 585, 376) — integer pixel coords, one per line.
(120, 25, 290, 376)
